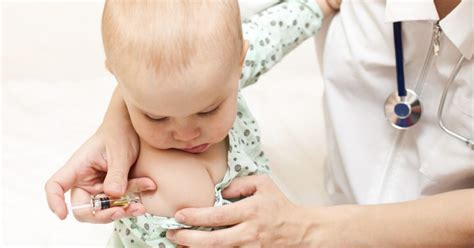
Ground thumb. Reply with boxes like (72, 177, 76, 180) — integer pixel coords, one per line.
(221, 175, 262, 199)
(103, 146, 134, 197)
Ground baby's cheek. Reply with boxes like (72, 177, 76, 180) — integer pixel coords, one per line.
(224, 110, 238, 131)
(140, 128, 173, 149)
(212, 116, 235, 141)
(220, 102, 238, 128)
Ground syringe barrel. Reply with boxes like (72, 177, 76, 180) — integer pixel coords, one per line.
(91, 193, 141, 211)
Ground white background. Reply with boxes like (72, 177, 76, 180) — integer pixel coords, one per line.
(2, 1, 328, 246)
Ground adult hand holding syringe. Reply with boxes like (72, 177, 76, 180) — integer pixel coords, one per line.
(45, 105, 156, 223)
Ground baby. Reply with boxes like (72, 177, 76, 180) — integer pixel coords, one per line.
(101, 0, 324, 247)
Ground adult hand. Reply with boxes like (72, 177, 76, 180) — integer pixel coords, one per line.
(45, 122, 155, 223)
(166, 175, 321, 247)
(167, 175, 474, 247)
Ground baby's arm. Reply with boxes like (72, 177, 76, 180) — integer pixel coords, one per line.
(130, 140, 228, 217)
(240, 0, 325, 88)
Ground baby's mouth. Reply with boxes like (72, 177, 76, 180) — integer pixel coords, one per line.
(179, 143, 210, 154)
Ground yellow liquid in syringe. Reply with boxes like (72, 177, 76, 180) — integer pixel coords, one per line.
(69, 193, 140, 213)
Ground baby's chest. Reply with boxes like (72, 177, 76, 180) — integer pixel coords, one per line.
(199, 140, 228, 184)
(129, 141, 228, 216)
(133, 140, 228, 183)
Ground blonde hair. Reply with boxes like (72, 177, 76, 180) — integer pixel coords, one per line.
(102, 0, 243, 77)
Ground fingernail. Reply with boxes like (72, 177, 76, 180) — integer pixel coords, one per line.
(167, 230, 176, 241)
(175, 213, 185, 223)
(145, 184, 155, 191)
(111, 212, 122, 220)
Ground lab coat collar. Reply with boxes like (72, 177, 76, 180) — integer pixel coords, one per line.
(385, 0, 473, 60)
(385, 0, 438, 22)
(440, 1, 473, 60)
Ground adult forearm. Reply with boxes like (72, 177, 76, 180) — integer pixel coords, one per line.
(368, 189, 474, 247)
(314, 189, 474, 247)
(334, 189, 474, 248)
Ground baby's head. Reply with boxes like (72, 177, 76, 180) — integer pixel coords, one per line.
(102, 0, 247, 153)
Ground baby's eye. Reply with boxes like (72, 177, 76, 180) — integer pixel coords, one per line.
(198, 106, 220, 117)
(145, 114, 168, 122)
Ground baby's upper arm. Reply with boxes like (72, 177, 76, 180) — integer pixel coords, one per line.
(240, 0, 325, 88)
(130, 142, 216, 217)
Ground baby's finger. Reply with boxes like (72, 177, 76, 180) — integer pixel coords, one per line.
(127, 177, 156, 193)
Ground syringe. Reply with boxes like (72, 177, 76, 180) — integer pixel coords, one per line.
(69, 193, 141, 214)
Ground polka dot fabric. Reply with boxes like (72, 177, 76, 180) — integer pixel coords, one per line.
(108, 0, 323, 247)
(240, 0, 323, 88)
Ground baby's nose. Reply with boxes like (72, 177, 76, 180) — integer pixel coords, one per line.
(173, 127, 200, 142)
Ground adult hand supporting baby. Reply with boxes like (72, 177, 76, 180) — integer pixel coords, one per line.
(168, 175, 474, 247)
(45, 87, 156, 223)
(166, 175, 354, 247)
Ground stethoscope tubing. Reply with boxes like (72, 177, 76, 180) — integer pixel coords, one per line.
(393, 22, 407, 97)
(437, 56, 474, 150)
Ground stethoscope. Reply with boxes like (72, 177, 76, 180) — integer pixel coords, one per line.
(384, 22, 473, 150)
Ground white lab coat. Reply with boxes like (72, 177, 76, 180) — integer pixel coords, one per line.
(240, 0, 473, 205)
(323, 0, 473, 204)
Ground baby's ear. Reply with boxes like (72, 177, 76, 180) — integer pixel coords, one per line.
(240, 40, 249, 67)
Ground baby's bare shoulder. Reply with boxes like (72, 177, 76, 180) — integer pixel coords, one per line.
(130, 141, 218, 217)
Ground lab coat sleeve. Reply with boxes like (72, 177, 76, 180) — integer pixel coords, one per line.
(239, 0, 324, 89)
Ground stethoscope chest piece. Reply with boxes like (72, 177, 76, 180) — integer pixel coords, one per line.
(384, 22, 471, 148)
(384, 89, 422, 129)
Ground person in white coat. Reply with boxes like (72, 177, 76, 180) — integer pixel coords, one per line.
(46, 0, 473, 247)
